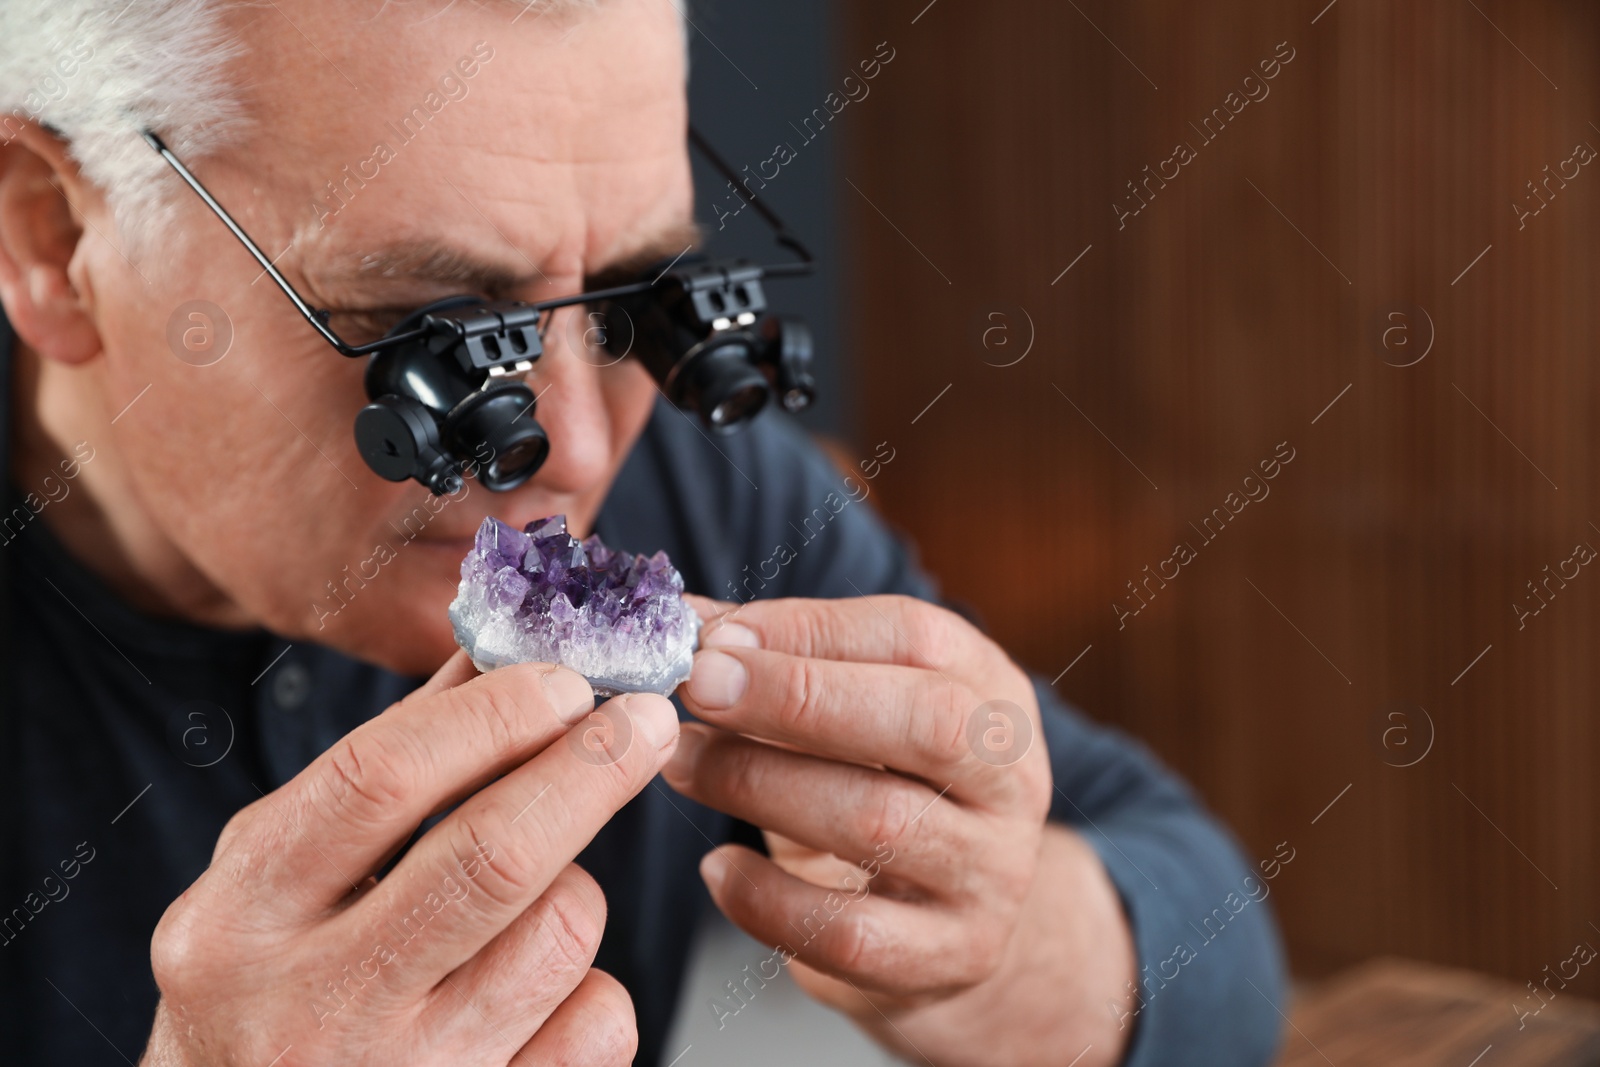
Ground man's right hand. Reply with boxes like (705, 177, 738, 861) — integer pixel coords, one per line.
(140, 652, 680, 1067)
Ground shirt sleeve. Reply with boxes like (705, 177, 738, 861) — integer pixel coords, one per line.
(735, 413, 1289, 1067)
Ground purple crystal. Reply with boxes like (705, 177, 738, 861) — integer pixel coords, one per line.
(449, 515, 700, 696)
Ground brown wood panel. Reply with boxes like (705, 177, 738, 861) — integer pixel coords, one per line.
(839, 0, 1600, 992)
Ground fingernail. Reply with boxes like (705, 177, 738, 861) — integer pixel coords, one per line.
(662, 725, 705, 786)
(541, 666, 596, 724)
(703, 620, 760, 649)
(620, 692, 680, 751)
(688, 651, 747, 709)
(700, 849, 731, 895)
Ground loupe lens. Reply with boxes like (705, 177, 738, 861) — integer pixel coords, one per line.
(679, 339, 770, 434)
(445, 384, 550, 492)
(485, 432, 550, 489)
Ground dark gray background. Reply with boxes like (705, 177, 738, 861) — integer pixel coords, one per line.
(685, 1, 849, 439)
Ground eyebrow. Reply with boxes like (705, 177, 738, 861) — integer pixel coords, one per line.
(341, 218, 707, 301)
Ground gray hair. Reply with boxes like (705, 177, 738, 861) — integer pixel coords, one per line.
(0, 0, 244, 251)
(0, 0, 644, 253)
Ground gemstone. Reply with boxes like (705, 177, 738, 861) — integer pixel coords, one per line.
(448, 514, 700, 697)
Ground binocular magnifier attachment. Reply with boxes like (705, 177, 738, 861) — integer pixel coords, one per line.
(144, 127, 815, 496)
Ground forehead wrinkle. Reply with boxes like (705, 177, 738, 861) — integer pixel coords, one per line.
(327, 215, 704, 302)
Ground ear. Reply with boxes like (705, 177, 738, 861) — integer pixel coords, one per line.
(0, 123, 103, 365)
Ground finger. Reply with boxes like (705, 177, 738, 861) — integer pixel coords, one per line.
(422, 864, 604, 1053)
(683, 593, 737, 625)
(680, 646, 1037, 808)
(219, 662, 597, 912)
(341, 692, 678, 997)
(662, 725, 979, 897)
(702, 844, 993, 997)
(691, 594, 987, 676)
(509, 969, 637, 1067)
(401, 648, 482, 705)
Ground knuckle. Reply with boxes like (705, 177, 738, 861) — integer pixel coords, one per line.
(210, 807, 253, 862)
(454, 817, 541, 910)
(896, 597, 965, 668)
(587, 1014, 638, 1065)
(910, 678, 974, 768)
(449, 674, 532, 760)
(1005, 660, 1035, 699)
(859, 785, 918, 855)
(714, 737, 767, 805)
(148, 916, 186, 994)
(793, 602, 839, 659)
(207, 804, 290, 896)
(149, 889, 214, 995)
(1020, 759, 1054, 820)
(479, 659, 583, 733)
(559, 862, 606, 916)
(580, 971, 638, 1064)
(535, 880, 606, 978)
(958, 919, 1009, 984)
(319, 732, 417, 826)
(778, 656, 828, 735)
(608, 746, 648, 792)
(823, 910, 887, 977)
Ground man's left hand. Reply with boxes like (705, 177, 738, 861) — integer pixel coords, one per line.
(665, 594, 1127, 1062)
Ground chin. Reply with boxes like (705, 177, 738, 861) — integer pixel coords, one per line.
(362, 629, 464, 678)
(288, 545, 471, 678)
(318, 603, 463, 677)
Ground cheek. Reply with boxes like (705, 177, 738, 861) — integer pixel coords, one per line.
(104, 290, 392, 625)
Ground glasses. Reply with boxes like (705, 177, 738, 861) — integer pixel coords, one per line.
(142, 126, 815, 494)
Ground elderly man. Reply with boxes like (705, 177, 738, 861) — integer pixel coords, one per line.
(0, 1, 1285, 1064)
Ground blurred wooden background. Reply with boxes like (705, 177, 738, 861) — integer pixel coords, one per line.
(838, 0, 1600, 994)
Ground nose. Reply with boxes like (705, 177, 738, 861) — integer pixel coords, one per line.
(510, 302, 636, 497)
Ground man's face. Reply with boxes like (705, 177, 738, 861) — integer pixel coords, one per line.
(80, 0, 692, 674)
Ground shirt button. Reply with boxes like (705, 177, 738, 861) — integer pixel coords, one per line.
(272, 662, 312, 710)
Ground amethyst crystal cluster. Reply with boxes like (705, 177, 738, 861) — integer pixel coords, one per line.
(449, 515, 700, 696)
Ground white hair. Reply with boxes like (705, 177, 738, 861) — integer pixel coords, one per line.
(0, 0, 244, 251)
(0, 0, 645, 253)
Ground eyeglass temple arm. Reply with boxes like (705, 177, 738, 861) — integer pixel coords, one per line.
(687, 125, 814, 276)
(144, 125, 811, 334)
(141, 131, 419, 356)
